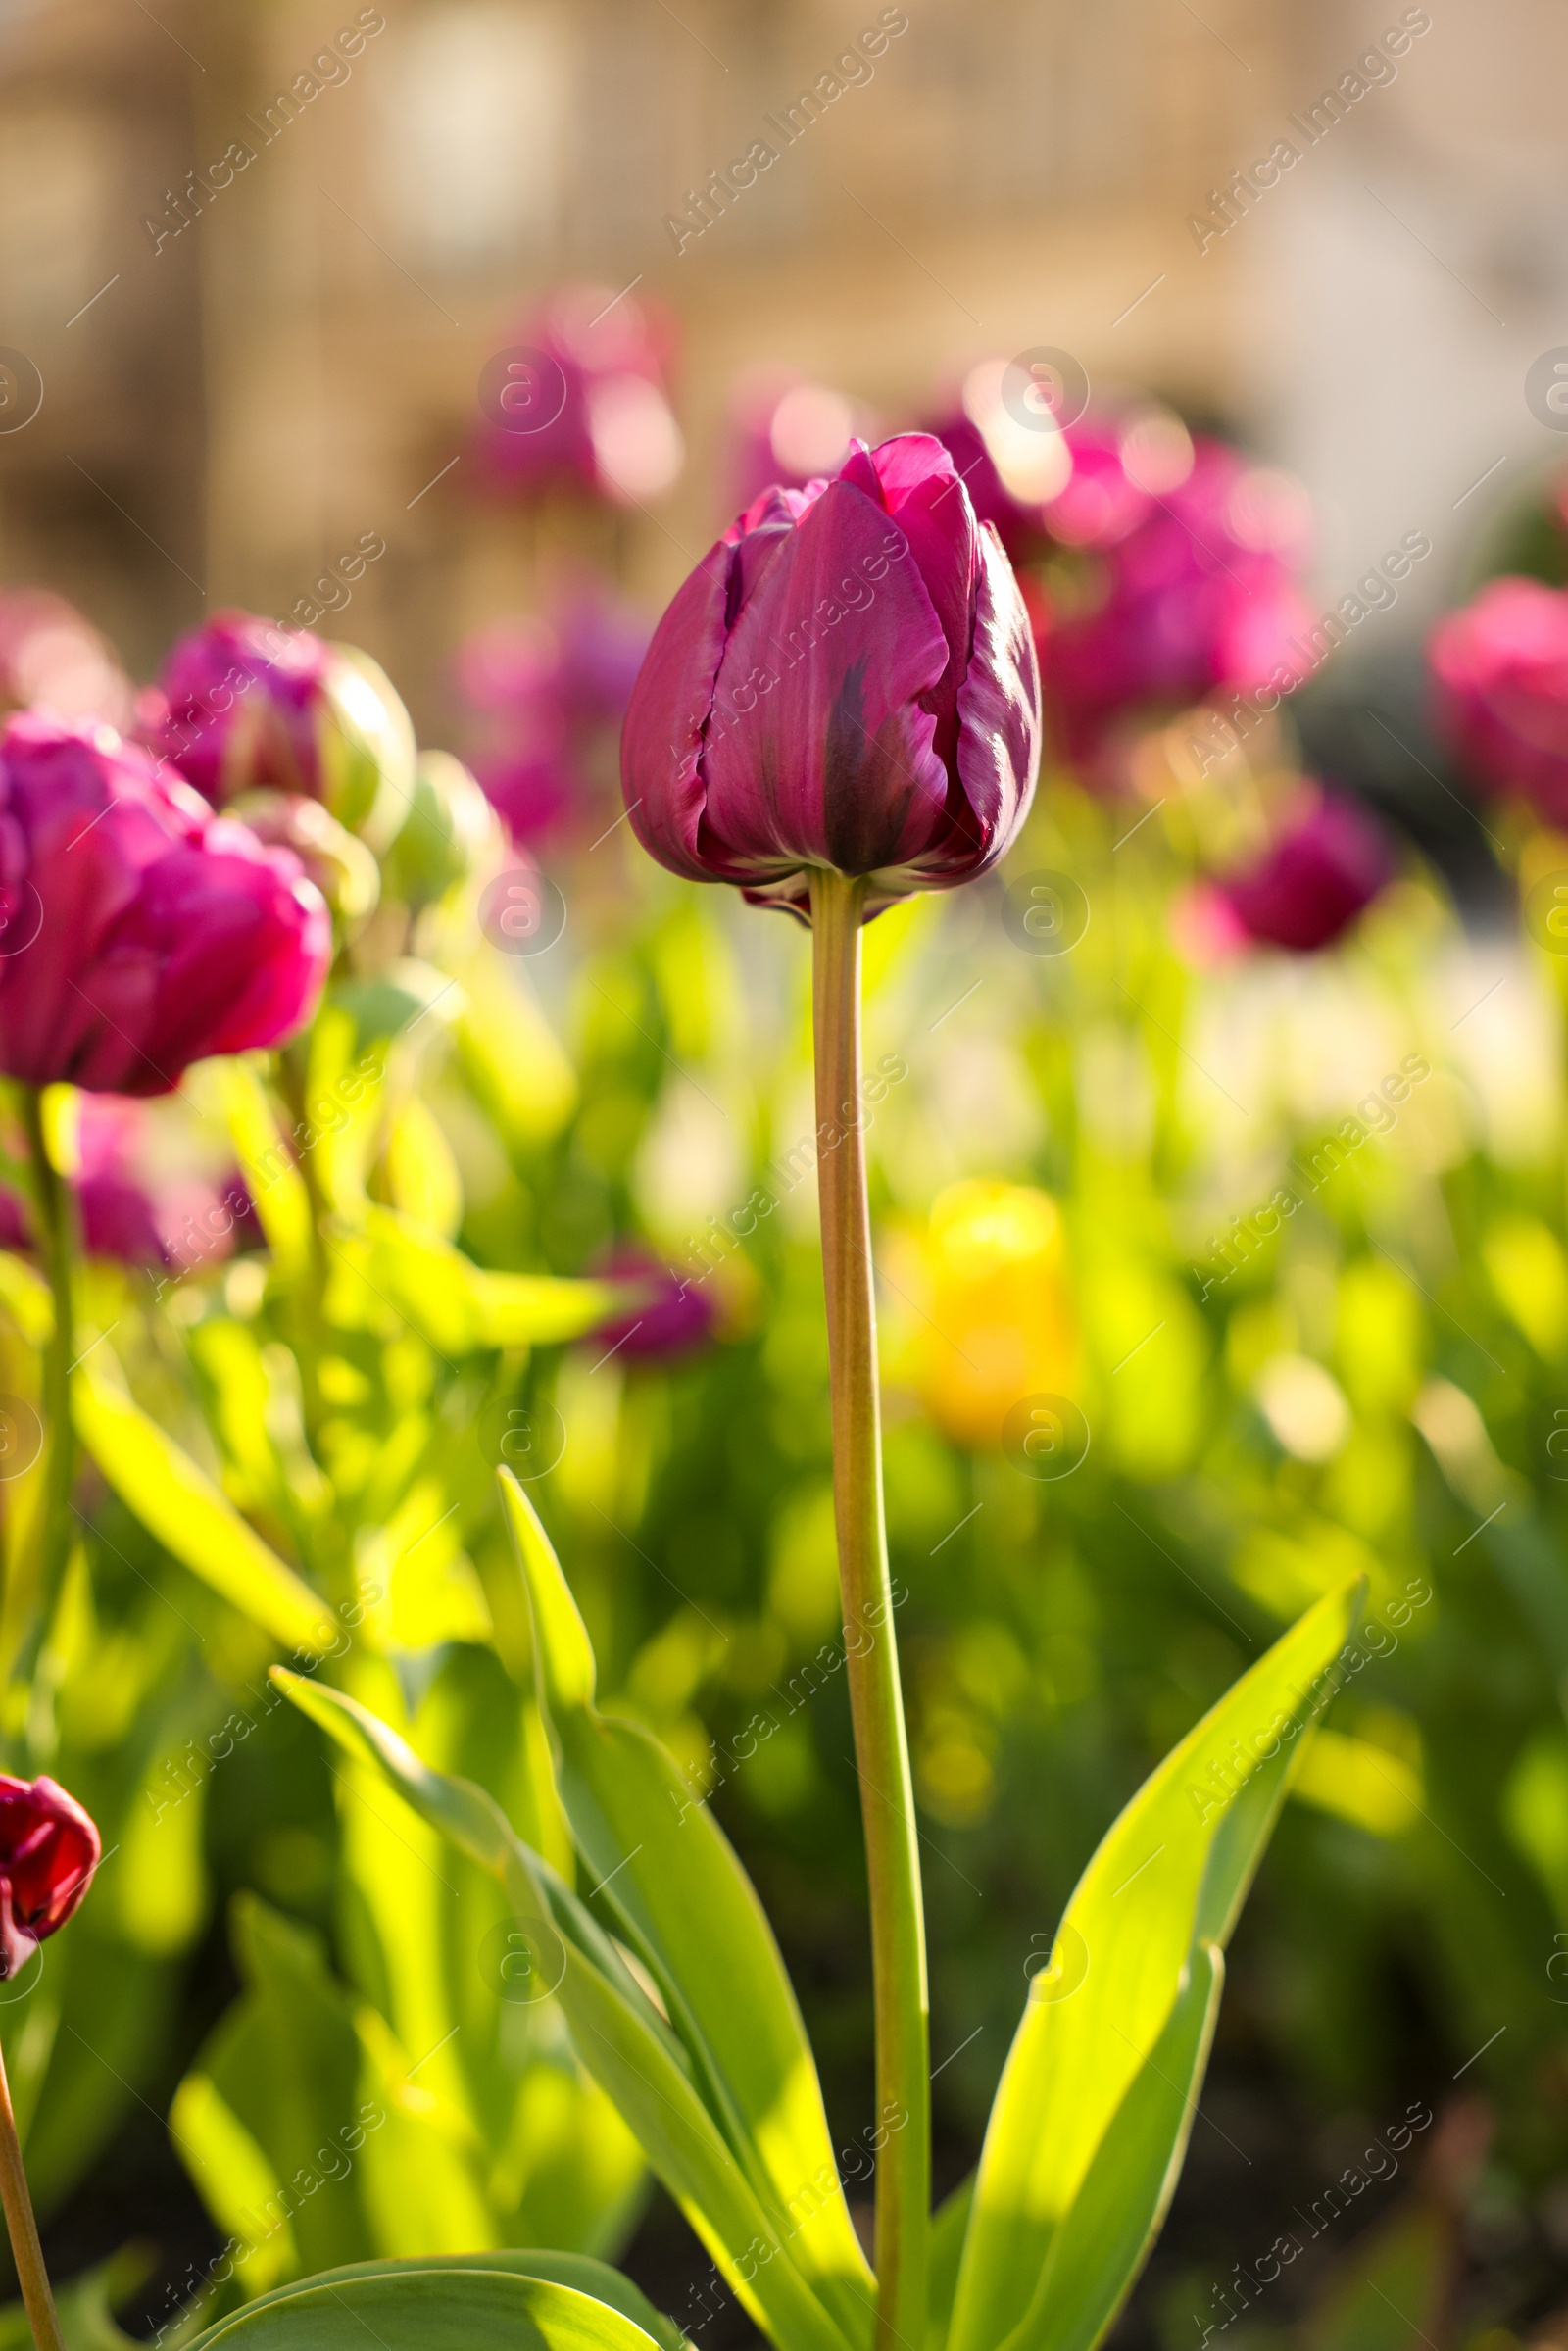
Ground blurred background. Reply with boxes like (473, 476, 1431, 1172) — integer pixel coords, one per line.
(7, 6, 1568, 2351)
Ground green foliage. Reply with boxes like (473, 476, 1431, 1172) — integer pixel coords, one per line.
(278, 1499, 1361, 2351)
(181, 2264, 664, 2351)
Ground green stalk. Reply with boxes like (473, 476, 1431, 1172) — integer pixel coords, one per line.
(19, 1091, 74, 1641)
(808, 867, 929, 2351)
(0, 2035, 62, 2351)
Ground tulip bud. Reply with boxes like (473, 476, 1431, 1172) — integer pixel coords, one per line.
(1215, 788, 1393, 953)
(588, 1247, 717, 1363)
(621, 434, 1040, 921)
(151, 612, 416, 850)
(0, 1774, 99, 1978)
(0, 713, 331, 1096)
(382, 752, 500, 911)
(1430, 576, 1568, 824)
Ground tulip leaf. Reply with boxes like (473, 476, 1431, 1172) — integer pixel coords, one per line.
(216, 2256, 684, 2351)
(183, 2269, 662, 2351)
(274, 1672, 859, 2351)
(324, 1207, 620, 1356)
(948, 1578, 1365, 2351)
(73, 1362, 334, 1656)
(1003, 1944, 1224, 2351)
(209, 1058, 314, 1282)
(499, 1473, 875, 2343)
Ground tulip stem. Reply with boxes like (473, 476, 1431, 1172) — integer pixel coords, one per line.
(808, 867, 928, 2351)
(19, 1091, 75, 1642)
(0, 2033, 63, 2351)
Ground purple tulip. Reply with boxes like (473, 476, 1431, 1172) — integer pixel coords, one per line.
(929, 393, 1312, 767)
(590, 1248, 717, 1363)
(1216, 789, 1393, 953)
(1040, 441, 1312, 765)
(148, 610, 413, 840)
(475, 284, 683, 507)
(456, 582, 651, 848)
(0, 713, 331, 1096)
(1429, 576, 1568, 824)
(621, 434, 1041, 921)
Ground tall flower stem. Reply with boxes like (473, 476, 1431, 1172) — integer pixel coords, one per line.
(0, 2035, 62, 2351)
(19, 1091, 75, 1638)
(808, 867, 929, 2351)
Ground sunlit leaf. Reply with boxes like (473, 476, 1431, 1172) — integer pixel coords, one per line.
(500, 1472, 875, 2344)
(183, 2268, 662, 2351)
(949, 1578, 1365, 2351)
(275, 1673, 858, 2351)
(73, 1361, 334, 1655)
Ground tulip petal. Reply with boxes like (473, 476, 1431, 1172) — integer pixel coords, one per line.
(699, 476, 951, 876)
(842, 434, 978, 758)
(932, 521, 1041, 878)
(622, 543, 733, 882)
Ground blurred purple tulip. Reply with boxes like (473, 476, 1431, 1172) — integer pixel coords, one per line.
(929, 385, 1312, 766)
(0, 713, 330, 1096)
(621, 433, 1040, 921)
(1216, 789, 1394, 952)
(1429, 576, 1568, 823)
(591, 1248, 717, 1363)
(147, 610, 414, 840)
(475, 284, 683, 506)
(0, 1095, 257, 1271)
(456, 582, 651, 848)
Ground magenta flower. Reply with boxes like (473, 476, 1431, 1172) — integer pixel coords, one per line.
(621, 434, 1041, 921)
(1040, 440, 1312, 763)
(0, 1775, 99, 1978)
(0, 1097, 256, 1270)
(590, 1248, 717, 1363)
(476, 284, 683, 507)
(1215, 789, 1393, 953)
(456, 583, 651, 848)
(929, 393, 1312, 764)
(147, 611, 413, 838)
(0, 713, 330, 1096)
(1429, 576, 1568, 823)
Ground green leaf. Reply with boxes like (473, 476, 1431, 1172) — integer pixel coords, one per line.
(172, 1895, 378, 2288)
(215, 2255, 682, 2351)
(324, 1207, 620, 1357)
(72, 1361, 334, 1656)
(185, 2269, 661, 2351)
(208, 1058, 314, 1282)
(1005, 1945, 1223, 2351)
(949, 1578, 1365, 2351)
(0, 2246, 154, 2351)
(499, 1474, 874, 2342)
(274, 1673, 858, 2351)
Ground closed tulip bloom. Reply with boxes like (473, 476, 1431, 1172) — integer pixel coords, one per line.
(0, 714, 330, 1096)
(1429, 576, 1568, 823)
(589, 1246, 717, 1363)
(622, 434, 1040, 920)
(149, 610, 414, 843)
(0, 1774, 99, 1978)
(1217, 788, 1393, 952)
